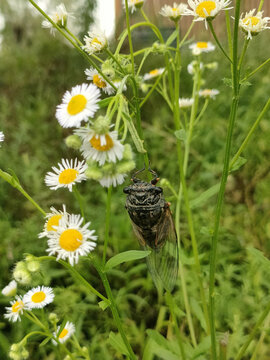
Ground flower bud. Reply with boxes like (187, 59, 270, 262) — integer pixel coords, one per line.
(160, 178, 171, 188)
(93, 116, 111, 135)
(85, 167, 102, 180)
(65, 135, 82, 150)
(49, 312, 59, 325)
(116, 160, 136, 174)
(13, 263, 32, 286)
(1, 280, 17, 297)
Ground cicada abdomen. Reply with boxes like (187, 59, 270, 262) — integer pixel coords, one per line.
(123, 168, 178, 292)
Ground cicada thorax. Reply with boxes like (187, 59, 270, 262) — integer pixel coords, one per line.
(124, 180, 168, 249)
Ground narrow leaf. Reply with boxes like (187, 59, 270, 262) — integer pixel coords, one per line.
(174, 129, 187, 142)
(39, 336, 52, 347)
(247, 247, 270, 271)
(166, 29, 178, 46)
(108, 332, 129, 356)
(230, 156, 247, 172)
(190, 184, 220, 209)
(98, 97, 115, 108)
(105, 250, 151, 271)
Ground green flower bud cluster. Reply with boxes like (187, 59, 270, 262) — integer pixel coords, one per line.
(13, 256, 41, 285)
(65, 135, 82, 150)
(9, 343, 29, 360)
(93, 116, 111, 135)
(152, 42, 168, 54)
(85, 144, 135, 182)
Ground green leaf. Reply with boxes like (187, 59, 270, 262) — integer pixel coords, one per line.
(230, 156, 247, 172)
(146, 329, 171, 350)
(98, 300, 109, 311)
(190, 297, 207, 332)
(98, 97, 115, 108)
(166, 29, 178, 46)
(247, 247, 270, 271)
(190, 183, 220, 209)
(174, 129, 187, 142)
(39, 335, 52, 347)
(191, 336, 211, 359)
(105, 250, 151, 271)
(108, 332, 129, 356)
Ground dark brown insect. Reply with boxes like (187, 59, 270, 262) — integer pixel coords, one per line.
(123, 167, 178, 291)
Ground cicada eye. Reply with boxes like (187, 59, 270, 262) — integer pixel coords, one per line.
(123, 187, 130, 194)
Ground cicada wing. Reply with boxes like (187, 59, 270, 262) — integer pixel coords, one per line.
(151, 206, 179, 292)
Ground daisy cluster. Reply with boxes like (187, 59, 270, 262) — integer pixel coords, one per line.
(2, 282, 75, 347)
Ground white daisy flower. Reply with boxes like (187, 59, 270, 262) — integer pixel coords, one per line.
(186, 0, 232, 27)
(4, 296, 25, 322)
(45, 159, 87, 192)
(0, 131, 4, 145)
(179, 98, 194, 108)
(123, 0, 145, 13)
(199, 88, 220, 98)
(160, 3, 188, 21)
(42, 3, 70, 35)
(75, 126, 124, 166)
(82, 27, 107, 55)
(39, 205, 69, 238)
(46, 213, 97, 266)
(23, 286, 54, 309)
(189, 41, 215, 55)
(99, 173, 127, 188)
(53, 321, 75, 345)
(239, 10, 270, 40)
(144, 68, 165, 81)
(2, 280, 17, 297)
(56, 84, 101, 128)
(187, 61, 203, 75)
(85, 68, 114, 95)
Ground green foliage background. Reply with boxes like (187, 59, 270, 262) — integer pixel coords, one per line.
(0, 2, 270, 359)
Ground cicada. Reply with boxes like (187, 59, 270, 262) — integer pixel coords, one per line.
(123, 167, 178, 292)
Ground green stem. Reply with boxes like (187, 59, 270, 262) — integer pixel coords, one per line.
(238, 38, 249, 71)
(27, 0, 116, 91)
(235, 300, 270, 360)
(230, 98, 270, 169)
(194, 99, 209, 126)
(173, 24, 197, 347)
(0, 169, 46, 216)
(140, 69, 167, 108)
(93, 259, 137, 360)
(125, 0, 135, 76)
(209, 2, 241, 358)
(179, 21, 195, 48)
(103, 186, 112, 266)
(166, 292, 186, 360)
(105, 48, 126, 74)
(64, 26, 83, 46)
(225, 11, 233, 58)
(258, 0, 265, 11)
(73, 185, 85, 221)
(37, 256, 109, 303)
(208, 21, 232, 64)
(241, 57, 270, 82)
(250, 313, 270, 360)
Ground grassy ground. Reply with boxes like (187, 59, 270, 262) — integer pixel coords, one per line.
(0, 9, 270, 360)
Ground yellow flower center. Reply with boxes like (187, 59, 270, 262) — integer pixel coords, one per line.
(91, 37, 102, 46)
(90, 134, 114, 151)
(67, 94, 87, 115)
(59, 229, 82, 251)
(58, 169, 79, 185)
(172, 8, 178, 12)
(196, 1, 216, 17)
(149, 69, 159, 76)
(59, 328, 68, 339)
(93, 74, 106, 89)
(244, 16, 260, 26)
(31, 291, 46, 303)
(197, 41, 208, 48)
(46, 214, 62, 231)
(12, 300, 23, 313)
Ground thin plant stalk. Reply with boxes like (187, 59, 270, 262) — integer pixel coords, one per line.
(230, 98, 270, 169)
(73, 185, 85, 221)
(208, 20, 232, 63)
(209, 1, 242, 358)
(93, 258, 137, 360)
(38, 256, 109, 303)
(235, 300, 270, 360)
(258, 0, 265, 11)
(124, 0, 135, 76)
(241, 57, 270, 82)
(102, 186, 112, 266)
